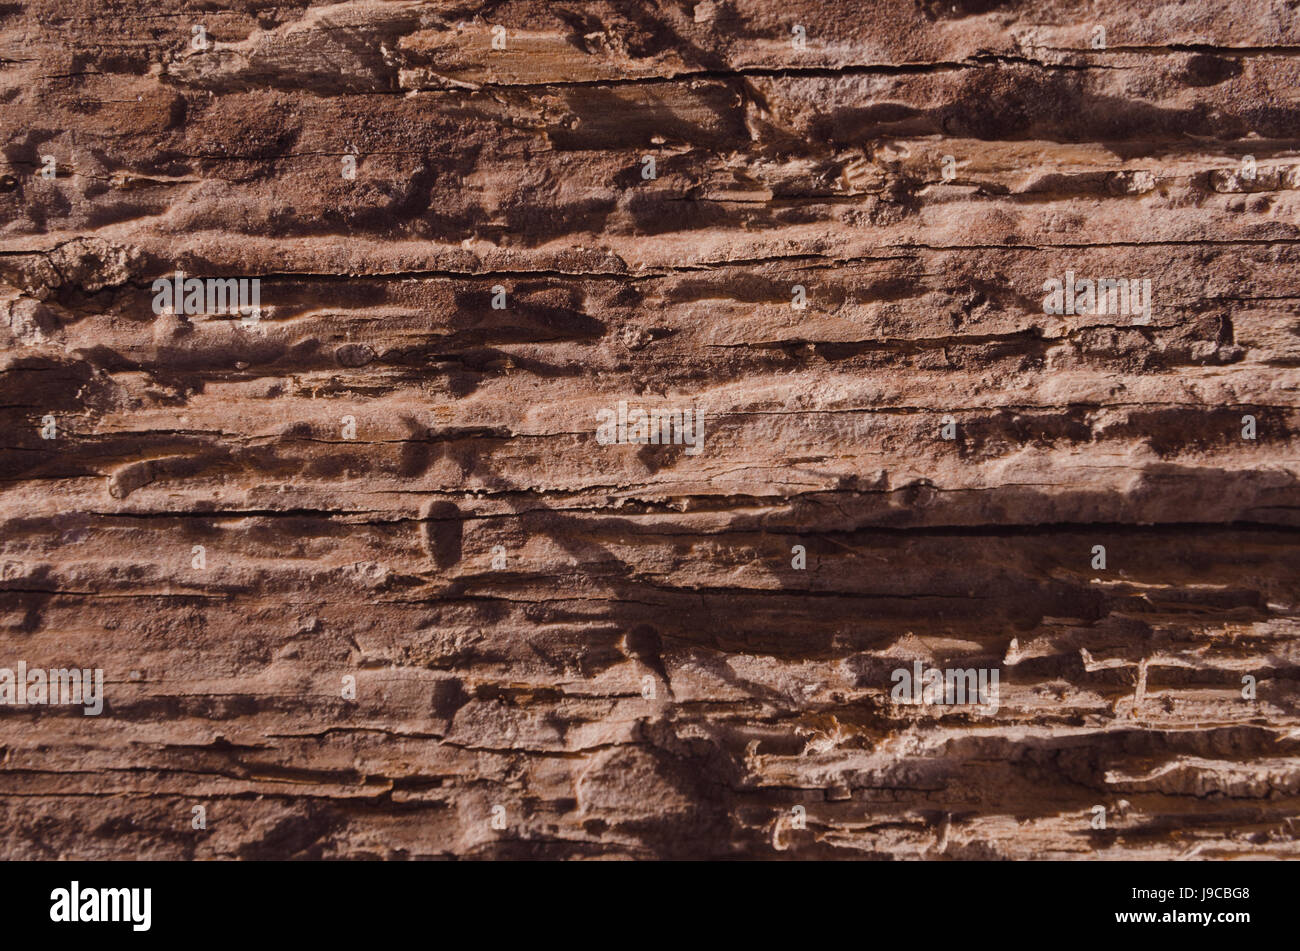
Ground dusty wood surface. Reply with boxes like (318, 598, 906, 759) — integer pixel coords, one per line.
(1, 1, 1299, 859)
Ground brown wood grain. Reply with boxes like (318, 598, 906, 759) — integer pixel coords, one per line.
(1, 0, 1298, 859)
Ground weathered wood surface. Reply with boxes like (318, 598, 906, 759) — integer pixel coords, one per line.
(1, 0, 1299, 859)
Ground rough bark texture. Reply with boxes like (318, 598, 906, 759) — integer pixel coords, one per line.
(2, 1, 1299, 860)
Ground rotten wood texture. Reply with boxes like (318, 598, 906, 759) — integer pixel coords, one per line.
(2, 1, 1300, 859)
